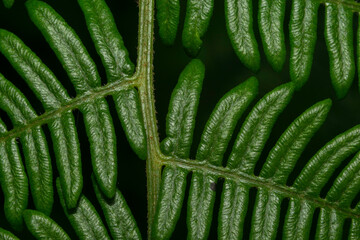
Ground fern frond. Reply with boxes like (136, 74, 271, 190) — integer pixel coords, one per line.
(0, 118, 28, 231)
(0, 74, 53, 216)
(0, 228, 19, 240)
(26, 0, 118, 199)
(23, 209, 71, 240)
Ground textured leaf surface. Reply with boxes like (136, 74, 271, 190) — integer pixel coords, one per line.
(0, 228, 19, 240)
(57, 179, 111, 240)
(0, 74, 53, 216)
(225, 0, 260, 71)
(92, 176, 142, 240)
(153, 60, 204, 240)
(23, 210, 71, 240)
(227, 83, 294, 173)
(0, 119, 28, 231)
(325, 3, 355, 99)
(289, 0, 319, 89)
(258, 0, 286, 72)
(27, 0, 117, 198)
(188, 77, 258, 240)
(0, 29, 82, 209)
(156, 0, 180, 45)
(182, 0, 214, 57)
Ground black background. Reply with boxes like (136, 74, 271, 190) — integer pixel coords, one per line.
(1, 0, 360, 239)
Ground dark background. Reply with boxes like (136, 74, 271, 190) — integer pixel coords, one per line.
(1, 0, 360, 239)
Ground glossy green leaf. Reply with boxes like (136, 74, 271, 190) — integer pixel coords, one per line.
(0, 228, 19, 240)
(227, 83, 294, 173)
(0, 74, 53, 216)
(23, 209, 70, 240)
(218, 181, 249, 240)
(0, 29, 82, 209)
(2, 0, 13, 8)
(325, 3, 355, 99)
(249, 99, 331, 239)
(294, 125, 360, 195)
(350, 206, 360, 240)
(258, 0, 286, 72)
(188, 77, 258, 240)
(182, 0, 214, 57)
(0, 119, 28, 231)
(153, 59, 204, 240)
(260, 99, 332, 183)
(27, 0, 117, 198)
(315, 209, 344, 240)
(156, 0, 180, 45)
(225, 0, 260, 71)
(283, 199, 315, 239)
(289, 0, 319, 89)
(57, 179, 111, 240)
(92, 176, 142, 240)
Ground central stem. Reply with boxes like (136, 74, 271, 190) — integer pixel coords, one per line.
(136, 0, 162, 238)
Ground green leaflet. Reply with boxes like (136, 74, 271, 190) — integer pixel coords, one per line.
(182, 0, 214, 57)
(72, 0, 148, 159)
(218, 181, 249, 240)
(227, 83, 294, 172)
(57, 179, 111, 240)
(250, 189, 282, 240)
(284, 126, 360, 239)
(249, 99, 331, 239)
(315, 152, 360, 240)
(0, 74, 53, 216)
(27, 0, 117, 198)
(92, 176, 142, 240)
(153, 59, 204, 239)
(156, 0, 180, 45)
(325, 3, 355, 99)
(188, 77, 258, 240)
(0, 228, 19, 240)
(293, 125, 360, 195)
(260, 99, 332, 183)
(225, 0, 260, 72)
(219, 83, 293, 239)
(350, 206, 360, 240)
(258, 0, 286, 72)
(289, 0, 319, 89)
(23, 210, 70, 240)
(0, 119, 28, 231)
(2, 0, 13, 8)
(283, 199, 315, 239)
(0, 29, 82, 209)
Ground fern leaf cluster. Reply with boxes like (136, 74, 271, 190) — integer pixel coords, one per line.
(0, 0, 360, 239)
(157, 0, 360, 98)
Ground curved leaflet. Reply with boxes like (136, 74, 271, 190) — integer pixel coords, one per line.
(0, 74, 53, 216)
(92, 176, 142, 240)
(258, 0, 286, 72)
(0, 228, 19, 240)
(325, 3, 355, 99)
(225, 0, 260, 71)
(23, 210, 71, 240)
(249, 99, 331, 239)
(152, 59, 204, 239)
(0, 29, 82, 210)
(57, 179, 111, 240)
(182, 0, 214, 57)
(289, 0, 319, 89)
(27, 0, 117, 198)
(0, 119, 28, 231)
(77, 0, 147, 160)
(284, 125, 360, 239)
(156, 0, 180, 45)
(219, 83, 294, 239)
(188, 77, 258, 240)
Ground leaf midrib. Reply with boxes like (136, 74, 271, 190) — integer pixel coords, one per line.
(0, 77, 137, 144)
(159, 154, 360, 220)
